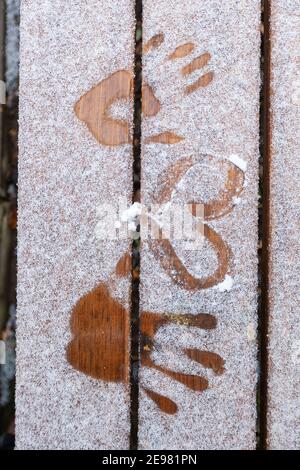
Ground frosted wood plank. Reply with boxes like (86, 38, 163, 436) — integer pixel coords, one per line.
(140, 0, 260, 449)
(16, 0, 134, 450)
(267, 0, 300, 450)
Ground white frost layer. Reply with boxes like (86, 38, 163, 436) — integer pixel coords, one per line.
(16, 0, 134, 450)
(267, 0, 300, 450)
(140, 0, 260, 450)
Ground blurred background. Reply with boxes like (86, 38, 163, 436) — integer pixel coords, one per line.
(0, 0, 19, 450)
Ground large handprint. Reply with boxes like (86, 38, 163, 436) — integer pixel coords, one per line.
(67, 281, 224, 414)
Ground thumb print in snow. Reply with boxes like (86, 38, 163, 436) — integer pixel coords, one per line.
(66, 282, 225, 414)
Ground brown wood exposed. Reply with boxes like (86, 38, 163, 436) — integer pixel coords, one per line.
(66, 282, 220, 413)
(155, 157, 195, 203)
(138, 310, 225, 413)
(143, 387, 178, 415)
(142, 83, 160, 117)
(146, 156, 244, 290)
(66, 283, 130, 383)
(147, 362, 209, 392)
(155, 156, 245, 220)
(66, 280, 219, 413)
(116, 252, 132, 277)
(168, 43, 195, 60)
(181, 52, 211, 75)
(74, 70, 133, 146)
(149, 225, 232, 290)
(184, 349, 225, 375)
(145, 131, 184, 144)
(143, 33, 165, 54)
(192, 164, 245, 221)
(185, 71, 214, 94)
(140, 311, 217, 339)
(140, 311, 220, 397)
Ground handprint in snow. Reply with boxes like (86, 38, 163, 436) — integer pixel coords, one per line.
(74, 33, 213, 146)
(66, 282, 225, 415)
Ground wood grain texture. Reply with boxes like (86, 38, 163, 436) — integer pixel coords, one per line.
(266, 0, 300, 450)
(67, 283, 130, 383)
(144, 33, 165, 54)
(16, 0, 134, 450)
(181, 53, 211, 76)
(142, 83, 161, 117)
(143, 387, 178, 415)
(75, 70, 133, 146)
(168, 42, 195, 60)
(140, 0, 260, 450)
(146, 156, 245, 291)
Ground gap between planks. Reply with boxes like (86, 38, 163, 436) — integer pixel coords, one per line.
(259, 0, 272, 450)
(128, 0, 270, 450)
(130, 0, 143, 451)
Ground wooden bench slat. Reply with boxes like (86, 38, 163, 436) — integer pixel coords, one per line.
(267, 0, 300, 450)
(16, 0, 135, 450)
(139, 0, 261, 449)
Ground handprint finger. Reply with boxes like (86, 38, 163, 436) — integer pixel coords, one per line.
(181, 52, 211, 76)
(168, 43, 195, 60)
(144, 33, 165, 54)
(143, 387, 178, 415)
(185, 71, 214, 94)
(184, 348, 225, 375)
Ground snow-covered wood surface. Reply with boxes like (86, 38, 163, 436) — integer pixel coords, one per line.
(267, 0, 300, 450)
(16, 0, 135, 449)
(16, 0, 300, 451)
(140, 0, 260, 449)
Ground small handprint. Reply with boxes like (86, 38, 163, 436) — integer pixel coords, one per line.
(143, 34, 214, 143)
(75, 34, 214, 147)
